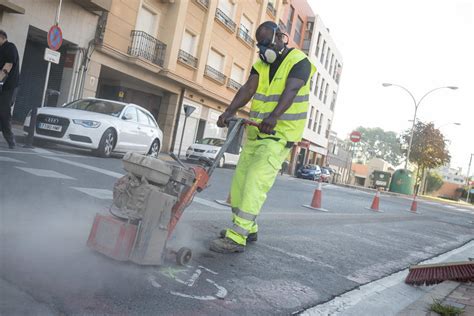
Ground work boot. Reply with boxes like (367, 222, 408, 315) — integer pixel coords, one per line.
(209, 237, 245, 253)
(220, 229, 257, 242)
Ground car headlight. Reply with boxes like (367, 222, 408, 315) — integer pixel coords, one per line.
(72, 119, 101, 128)
(207, 149, 218, 154)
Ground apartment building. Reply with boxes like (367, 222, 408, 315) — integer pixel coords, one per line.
(300, 15, 343, 172)
(1, 0, 110, 121)
(277, 3, 344, 174)
(83, 0, 286, 153)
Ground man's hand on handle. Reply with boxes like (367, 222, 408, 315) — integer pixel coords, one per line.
(217, 111, 234, 128)
(259, 115, 277, 135)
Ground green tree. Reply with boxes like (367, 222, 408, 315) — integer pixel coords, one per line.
(402, 122, 450, 190)
(350, 127, 403, 166)
(426, 172, 444, 193)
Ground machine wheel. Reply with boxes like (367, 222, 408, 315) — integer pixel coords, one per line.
(176, 247, 192, 266)
(218, 156, 225, 168)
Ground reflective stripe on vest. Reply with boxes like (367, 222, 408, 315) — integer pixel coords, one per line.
(249, 111, 307, 121)
(253, 93, 309, 103)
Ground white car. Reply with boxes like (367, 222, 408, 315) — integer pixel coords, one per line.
(23, 98, 163, 158)
(186, 138, 240, 168)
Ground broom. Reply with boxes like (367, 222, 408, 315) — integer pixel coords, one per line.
(405, 261, 474, 285)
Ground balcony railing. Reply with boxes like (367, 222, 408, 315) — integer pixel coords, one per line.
(227, 78, 242, 90)
(178, 49, 198, 68)
(215, 8, 236, 32)
(267, 2, 276, 16)
(194, 0, 209, 9)
(237, 26, 255, 46)
(205, 65, 226, 84)
(128, 30, 166, 67)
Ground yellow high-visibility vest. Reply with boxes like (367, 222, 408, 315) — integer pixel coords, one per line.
(248, 48, 316, 142)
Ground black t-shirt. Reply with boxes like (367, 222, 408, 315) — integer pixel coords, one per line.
(0, 41, 20, 90)
(250, 48, 311, 83)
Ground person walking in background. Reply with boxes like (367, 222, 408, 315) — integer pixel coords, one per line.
(0, 30, 19, 149)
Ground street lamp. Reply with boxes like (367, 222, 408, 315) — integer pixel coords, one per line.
(382, 83, 458, 170)
(466, 153, 473, 203)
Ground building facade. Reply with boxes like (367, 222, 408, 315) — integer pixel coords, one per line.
(326, 131, 351, 183)
(83, 0, 286, 153)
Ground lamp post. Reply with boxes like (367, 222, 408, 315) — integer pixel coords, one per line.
(382, 83, 458, 171)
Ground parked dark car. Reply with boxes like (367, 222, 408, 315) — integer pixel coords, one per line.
(296, 164, 321, 181)
(321, 167, 332, 183)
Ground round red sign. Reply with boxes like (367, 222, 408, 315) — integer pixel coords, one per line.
(47, 25, 63, 51)
(350, 131, 362, 142)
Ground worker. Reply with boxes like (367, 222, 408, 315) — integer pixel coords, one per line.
(210, 21, 316, 253)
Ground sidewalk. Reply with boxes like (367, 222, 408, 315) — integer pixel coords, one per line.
(398, 281, 474, 316)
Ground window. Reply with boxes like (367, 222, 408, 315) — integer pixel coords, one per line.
(318, 113, 324, 134)
(325, 119, 331, 138)
(137, 5, 157, 35)
(181, 30, 197, 55)
(240, 14, 253, 35)
(319, 78, 325, 100)
(123, 107, 138, 122)
(286, 5, 295, 34)
(315, 32, 322, 58)
(308, 106, 314, 128)
(314, 73, 320, 97)
(325, 48, 331, 69)
(313, 110, 319, 132)
(294, 16, 303, 45)
(146, 113, 158, 127)
(208, 49, 224, 72)
(137, 109, 151, 125)
(320, 40, 326, 64)
(323, 83, 329, 103)
(330, 91, 337, 111)
(218, 0, 235, 18)
(329, 54, 335, 75)
(229, 63, 244, 90)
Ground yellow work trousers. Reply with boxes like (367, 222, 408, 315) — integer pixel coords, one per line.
(226, 138, 290, 245)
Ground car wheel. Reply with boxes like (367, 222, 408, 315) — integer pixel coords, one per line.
(147, 139, 160, 158)
(96, 129, 115, 158)
(218, 156, 225, 168)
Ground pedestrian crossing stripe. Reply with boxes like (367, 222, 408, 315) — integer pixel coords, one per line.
(15, 167, 76, 180)
(71, 187, 113, 200)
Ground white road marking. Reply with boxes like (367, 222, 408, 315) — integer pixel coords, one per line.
(32, 147, 54, 154)
(0, 156, 25, 163)
(0, 150, 83, 158)
(192, 196, 228, 210)
(169, 279, 227, 301)
(15, 167, 75, 180)
(41, 155, 123, 178)
(71, 187, 113, 200)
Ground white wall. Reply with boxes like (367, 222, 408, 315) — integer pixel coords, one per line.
(1, 0, 99, 70)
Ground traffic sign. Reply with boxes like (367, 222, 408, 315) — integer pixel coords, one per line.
(47, 25, 63, 51)
(44, 48, 61, 64)
(350, 131, 362, 142)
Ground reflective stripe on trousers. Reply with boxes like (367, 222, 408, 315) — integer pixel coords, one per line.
(226, 138, 290, 245)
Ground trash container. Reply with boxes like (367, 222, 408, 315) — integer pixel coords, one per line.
(389, 169, 414, 195)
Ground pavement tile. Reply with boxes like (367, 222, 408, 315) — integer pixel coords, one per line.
(442, 299, 465, 309)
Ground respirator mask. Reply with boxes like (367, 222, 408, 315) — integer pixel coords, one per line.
(257, 26, 286, 64)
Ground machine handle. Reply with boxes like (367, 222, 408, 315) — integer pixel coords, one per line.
(226, 118, 276, 135)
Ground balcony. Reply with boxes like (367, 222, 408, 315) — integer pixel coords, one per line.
(215, 8, 236, 33)
(237, 26, 255, 47)
(205, 65, 226, 85)
(177, 49, 198, 68)
(227, 78, 242, 91)
(267, 2, 276, 17)
(194, 0, 209, 10)
(128, 30, 167, 67)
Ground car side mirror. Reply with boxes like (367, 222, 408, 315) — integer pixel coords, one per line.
(122, 113, 132, 120)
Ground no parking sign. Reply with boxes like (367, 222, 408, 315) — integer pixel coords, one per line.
(47, 25, 63, 51)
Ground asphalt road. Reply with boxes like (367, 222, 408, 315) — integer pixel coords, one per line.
(1, 139, 473, 315)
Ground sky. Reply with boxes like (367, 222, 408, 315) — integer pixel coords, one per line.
(308, 0, 473, 175)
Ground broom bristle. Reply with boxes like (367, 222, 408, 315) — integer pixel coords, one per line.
(405, 261, 474, 285)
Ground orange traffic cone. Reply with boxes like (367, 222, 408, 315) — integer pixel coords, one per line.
(409, 195, 418, 213)
(303, 181, 328, 212)
(215, 193, 231, 207)
(366, 189, 382, 212)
